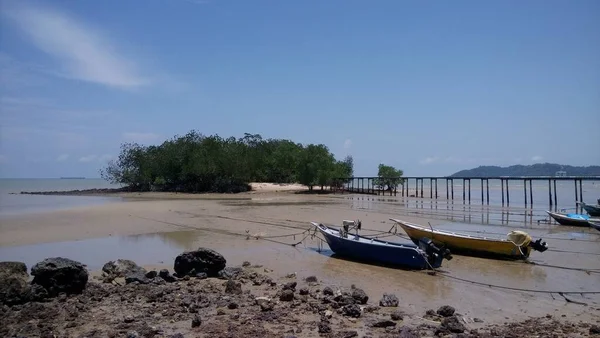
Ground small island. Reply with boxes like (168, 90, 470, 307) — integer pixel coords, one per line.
(451, 163, 600, 177)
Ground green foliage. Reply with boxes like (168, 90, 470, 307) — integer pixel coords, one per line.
(100, 131, 354, 193)
(374, 163, 404, 191)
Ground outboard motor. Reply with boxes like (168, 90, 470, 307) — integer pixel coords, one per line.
(530, 238, 548, 252)
(418, 238, 453, 264)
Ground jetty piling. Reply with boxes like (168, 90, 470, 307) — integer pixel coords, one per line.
(338, 175, 599, 207)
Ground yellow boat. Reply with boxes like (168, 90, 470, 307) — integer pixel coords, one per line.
(389, 218, 548, 260)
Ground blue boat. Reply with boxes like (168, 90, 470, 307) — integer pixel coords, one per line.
(589, 221, 600, 232)
(546, 211, 599, 227)
(310, 220, 452, 270)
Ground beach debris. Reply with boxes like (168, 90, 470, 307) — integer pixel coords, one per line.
(218, 267, 243, 280)
(323, 286, 334, 296)
(31, 257, 88, 296)
(158, 269, 176, 283)
(174, 248, 226, 277)
(436, 305, 456, 317)
(437, 315, 466, 334)
(224, 280, 242, 295)
(379, 293, 399, 307)
(342, 304, 362, 318)
(279, 289, 294, 301)
(391, 310, 404, 321)
(372, 319, 396, 328)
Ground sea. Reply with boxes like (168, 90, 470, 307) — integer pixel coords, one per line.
(0, 178, 124, 217)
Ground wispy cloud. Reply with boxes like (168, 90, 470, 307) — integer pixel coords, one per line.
(343, 139, 352, 150)
(78, 154, 112, 163)
(3, 3, 148, 89)
(122, 132, 162, 144)
(56, 154, 69, 162)
(531, 155, 543, 162)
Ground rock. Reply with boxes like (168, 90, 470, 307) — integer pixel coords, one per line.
(398, 326, 419, 338)
(31, 257, 88, 296)
(217, 308, 226, 315)
(242, 261, 251, 267)
(169, 334, 184, 338)
(145, 270, 158, 279)
(437, 305, 455, 317)
(305, 276, 318, 283)
(323, 286, 334, 296)
(227, 302, 238, 309)
(280, 289, 294, 301)
(224, 280, 242, 294)
(218, 267, 243, 280)
(102, 259, 147, 284)
(127, 331, 139, 338)
(335, 331, 358, 338)
(174, 248, 226, 277)
(318, 322, 332, 333)
(351, 288, 368, 304)
(195, 272, 208, 279)
(590, 325, 600, 334)
(334, 294, 355, 306)
(474, 317, 483, 323)
(379, 293, 399, 307)
(283, 281, 297, 291)
(342, 304, 361, 318)
(124, 315, 135, 323)
(372, 320, 396, 328)
(0, 261, 31, 305)
(191, 314, 202, 328)
(299, 287, 309, 295)
(391, 310, 404, 321)
(441, 315, 466, 333)
(324, 310, 333, 318)
(159, 269, 176, 283)
(125, 274, 150, 285)
(255, 297, 274, 311)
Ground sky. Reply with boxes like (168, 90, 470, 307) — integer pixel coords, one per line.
(0, 0, 598, 178)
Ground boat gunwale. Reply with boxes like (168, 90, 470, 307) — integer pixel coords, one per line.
(310, 221, 422, 252)
(546, 210, 600, 222)
(389, 218, 516, 244)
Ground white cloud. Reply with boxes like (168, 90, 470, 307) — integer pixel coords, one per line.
(56, 154, 69, 162)
(79, 155, 98, 163)
(531, 155, 543, 162)
(122, 132, 162, 144)
(78, 154, 113, 163)
(419, 156, 439, 165)
(4, 3, 148, 89)
(343, 139, 352, 150)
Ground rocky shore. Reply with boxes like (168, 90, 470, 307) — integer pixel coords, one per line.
(1, 248, 598, 338)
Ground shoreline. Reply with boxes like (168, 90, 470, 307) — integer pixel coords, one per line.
(2, 250, 599, 338)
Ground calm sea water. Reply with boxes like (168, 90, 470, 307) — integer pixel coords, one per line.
(0, 178, 124, 217)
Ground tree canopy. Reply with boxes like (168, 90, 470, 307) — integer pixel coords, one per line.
(374, 163, 404, 191)
(101, 131, 354, 193)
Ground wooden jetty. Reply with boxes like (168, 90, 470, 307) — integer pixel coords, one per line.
(336, 176, 600, 207)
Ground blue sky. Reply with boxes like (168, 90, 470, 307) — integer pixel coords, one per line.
(0, 0, 598, 178)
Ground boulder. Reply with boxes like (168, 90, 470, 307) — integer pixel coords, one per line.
(0, 261, 30, 305)
(441, 316, 466, 333)
(102, 259, 148, 284)
(280, 289, 294, 301)
(159, 269, 177, 283)
(342, 304, 361, 318)
(31, 257, 88, 296)
(174, 248, 226, 277)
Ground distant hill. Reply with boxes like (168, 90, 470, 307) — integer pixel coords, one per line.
(450, 163, 600, 177)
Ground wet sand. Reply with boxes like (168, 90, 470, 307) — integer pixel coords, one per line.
(1, 191, 600, 328)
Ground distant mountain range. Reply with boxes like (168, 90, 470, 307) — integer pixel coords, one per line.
(450, 163, 600, 177)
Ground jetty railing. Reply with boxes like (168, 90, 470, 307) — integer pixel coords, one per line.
(334, 176, 600, 207)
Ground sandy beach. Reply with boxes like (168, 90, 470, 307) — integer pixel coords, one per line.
(2, 187, 600, 337)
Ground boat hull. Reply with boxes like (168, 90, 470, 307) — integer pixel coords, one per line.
(312, 223, 444, 270)
(391, 219, 532, 260)
(589, 221, 600, 232)
(580, 203, 600, 217)
(546, 211, 593, 227)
